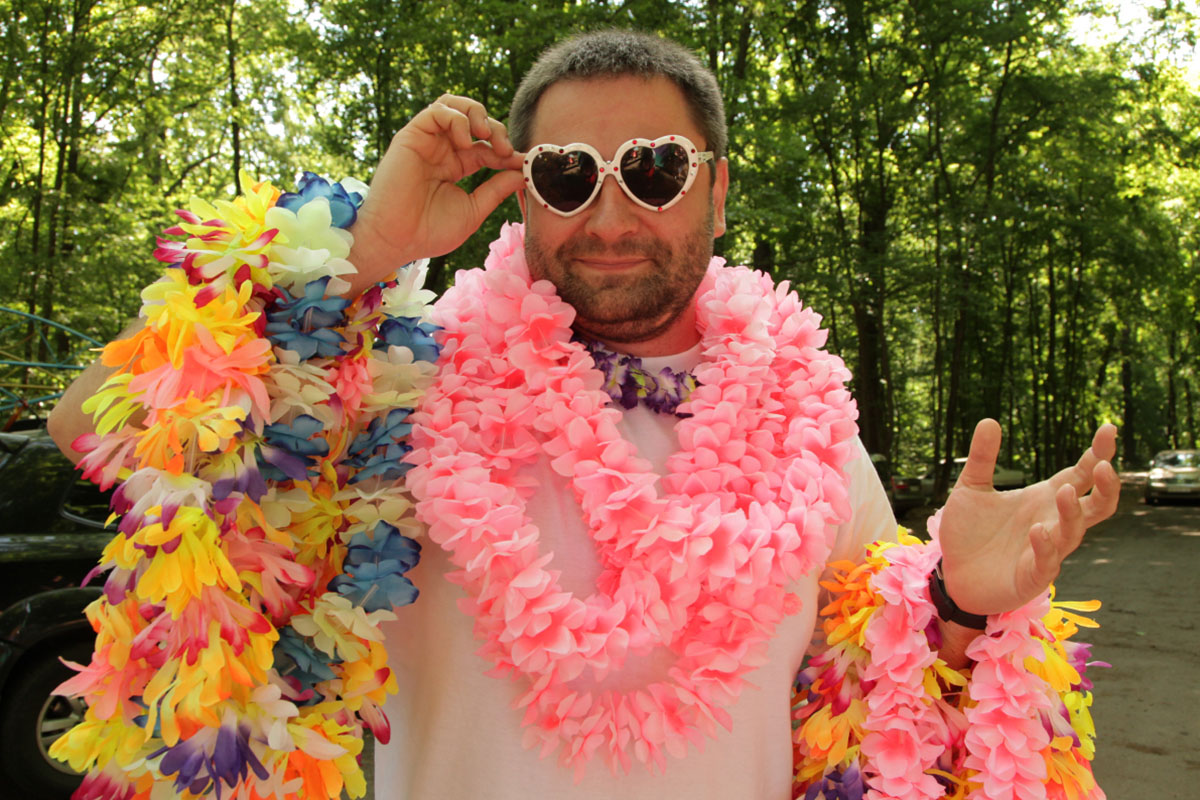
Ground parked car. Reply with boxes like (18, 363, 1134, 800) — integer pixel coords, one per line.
(1144, 449, 1200, 504)
(869, 453, 893, 506)
(920, 456, 1027, 502)
(889, 473, 926, 513)
(0, 426, 113, 798)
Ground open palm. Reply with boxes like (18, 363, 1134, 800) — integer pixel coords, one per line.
(938, 419, 1120, 616)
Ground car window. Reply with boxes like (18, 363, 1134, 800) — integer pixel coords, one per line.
(1158, 452, 1200, 468)
(62, 478, 117, 528)
(0, 438, 115, 533)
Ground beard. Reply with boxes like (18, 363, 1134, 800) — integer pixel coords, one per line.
(524, 207, 715, 345)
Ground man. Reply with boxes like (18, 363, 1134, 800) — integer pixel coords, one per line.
(50, 30, 1118, 800)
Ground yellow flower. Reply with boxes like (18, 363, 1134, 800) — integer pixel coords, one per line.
(795, 697, 867, 769)
(290, 594, 393, 663)
(141, 272, 261, 366)
(110, 507, 241, 615)
(48, 707, 150, 772)
(337, 640, 399, 710)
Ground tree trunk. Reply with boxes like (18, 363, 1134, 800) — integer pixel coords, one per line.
(226, 0, 241, 194)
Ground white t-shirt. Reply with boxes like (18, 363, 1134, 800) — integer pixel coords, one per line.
(376, 347, 896, 799)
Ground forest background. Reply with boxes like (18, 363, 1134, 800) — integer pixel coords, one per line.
(2, 0, 1197, 489)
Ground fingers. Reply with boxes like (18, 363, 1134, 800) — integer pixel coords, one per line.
(421, 94, 516, 157)
(1028, 483, 1083, 588)
(1092, 422, 1117, 461)
(1078, 458, 1121, 525)
(1049, 422, 1119, 497)
(1027, 521, 1059, 587)
(956, 418, 1001, 489)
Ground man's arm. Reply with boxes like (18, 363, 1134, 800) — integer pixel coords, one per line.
(47, 94, 526, 462)
(47, 319, 142, 463)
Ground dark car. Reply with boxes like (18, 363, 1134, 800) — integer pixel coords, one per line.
(0, 427, 113, 798)
(1145, 449, 1200, 504)
(889, 473, 925, 514)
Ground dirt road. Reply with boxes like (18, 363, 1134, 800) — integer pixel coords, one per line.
(1054, 484, 1199, 799)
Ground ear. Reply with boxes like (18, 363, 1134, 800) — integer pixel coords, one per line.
(711, 158, 729, 238)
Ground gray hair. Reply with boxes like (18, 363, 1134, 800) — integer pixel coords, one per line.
(509, 30, 727, 161)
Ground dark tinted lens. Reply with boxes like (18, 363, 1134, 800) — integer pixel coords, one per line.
(530, 150, 598, 212)
(619, 143, 690, 207)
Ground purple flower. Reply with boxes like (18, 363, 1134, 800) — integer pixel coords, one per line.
(803, 766, 865, 800)
(375, 315, 442, 363)
(1065, 640, 1109, 691)
(152, 720, 269, 796)
(576, 335, 696, 417)
(208, 450, 268, 503)
(277, 172, 364, 229)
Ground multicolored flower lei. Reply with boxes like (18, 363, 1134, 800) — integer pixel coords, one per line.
(50, 171, 441, 800)
(792, 523, 1106, 800)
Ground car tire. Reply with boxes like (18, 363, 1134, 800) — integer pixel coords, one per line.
(0, 640, 90, 799)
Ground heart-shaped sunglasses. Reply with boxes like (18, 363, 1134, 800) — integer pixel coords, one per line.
(522, 135, 714, 217)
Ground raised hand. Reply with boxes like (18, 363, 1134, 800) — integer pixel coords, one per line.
(345, 94, 527, 295)
(938, 419, 1120, 617)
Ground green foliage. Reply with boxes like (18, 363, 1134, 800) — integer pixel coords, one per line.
(0, 0, 1195, 473)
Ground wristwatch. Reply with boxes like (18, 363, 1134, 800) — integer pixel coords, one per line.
(928, 559, 989, 629)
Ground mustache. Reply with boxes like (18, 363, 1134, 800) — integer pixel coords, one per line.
(557, 238, 670, 261)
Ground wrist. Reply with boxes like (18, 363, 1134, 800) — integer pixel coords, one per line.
(928, 558, 988, 629)
(347, 207, 414, 297)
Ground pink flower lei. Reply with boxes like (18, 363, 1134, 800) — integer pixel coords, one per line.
(405, 223, 860, 776)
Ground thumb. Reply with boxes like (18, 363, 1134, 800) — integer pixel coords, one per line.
(467, 169, 526, 228)
(958, 418, 1001, 489)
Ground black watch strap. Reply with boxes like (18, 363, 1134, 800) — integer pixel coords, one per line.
(929, 559, 989, 629)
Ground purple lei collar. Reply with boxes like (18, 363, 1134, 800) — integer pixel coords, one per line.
(574, 335, 698, 417)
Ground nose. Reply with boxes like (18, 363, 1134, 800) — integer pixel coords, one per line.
(582, 172, 639, 241)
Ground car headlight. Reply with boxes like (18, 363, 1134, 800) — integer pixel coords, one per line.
(1149, 468, 1168, 481)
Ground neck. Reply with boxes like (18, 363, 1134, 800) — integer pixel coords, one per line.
(575, 305, 701, 358)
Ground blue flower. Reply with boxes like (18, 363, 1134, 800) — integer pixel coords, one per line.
(256, 414, 329, 481)
(266, 277, 350, 361)
(273, 626, 339, 696)
(345, 521, 422, 569)
(331, 522, 422, 611)
(375, 315, 442, 363)
(330, 561, 418, 611)
(345, 408, 415, 483)
(277, 172, 364, 229)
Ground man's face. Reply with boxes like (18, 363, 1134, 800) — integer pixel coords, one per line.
(519, 75, 728, 349)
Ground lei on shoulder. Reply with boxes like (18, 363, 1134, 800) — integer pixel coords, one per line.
(50, 172, 440, 800)
(792, 518, 1106, 800)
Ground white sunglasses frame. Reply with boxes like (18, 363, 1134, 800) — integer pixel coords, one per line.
(522, 134, 714, 217)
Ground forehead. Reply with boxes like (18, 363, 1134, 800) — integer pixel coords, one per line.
(528, 75, 703, 153)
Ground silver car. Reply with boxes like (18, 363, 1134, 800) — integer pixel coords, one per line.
(1145, 449, 1200, 504)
